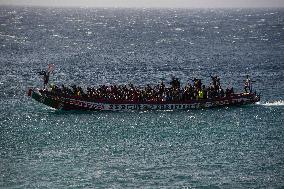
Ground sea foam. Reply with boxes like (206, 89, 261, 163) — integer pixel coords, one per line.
(257, 100, 284, 106)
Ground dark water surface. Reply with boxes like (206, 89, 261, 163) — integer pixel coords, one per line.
(0, 7, 283, 188)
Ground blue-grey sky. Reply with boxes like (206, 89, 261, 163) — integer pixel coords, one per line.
(0, 0, 284, 8)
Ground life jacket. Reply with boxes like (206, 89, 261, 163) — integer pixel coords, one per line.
(198, 90, 204, 99)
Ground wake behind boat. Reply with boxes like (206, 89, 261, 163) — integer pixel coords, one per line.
(27, 65, 260, 111)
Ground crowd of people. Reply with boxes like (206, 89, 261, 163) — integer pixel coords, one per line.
(46, 76, 236, 102)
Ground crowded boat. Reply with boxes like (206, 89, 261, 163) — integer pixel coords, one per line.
(46, 76, 236, 102)
(28, 65, 260, 111)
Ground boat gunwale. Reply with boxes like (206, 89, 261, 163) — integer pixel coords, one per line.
(37, 89, 258, 105)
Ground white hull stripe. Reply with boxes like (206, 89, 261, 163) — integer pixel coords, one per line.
(65, 98, 251, 111)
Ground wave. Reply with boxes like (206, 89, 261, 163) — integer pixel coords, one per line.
(257, 100, 284, 106)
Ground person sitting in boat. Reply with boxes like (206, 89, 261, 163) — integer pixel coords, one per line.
(219, 88, 225, 98)
(159, 81, 165, 92)
(202, 85, 207, 99)
(225, 88, 231, 97)
(230, 87, 234, 94)
(211, 75, 220, 87)
(170, 77, 180, 90)
(193, 78, 202, 90)
(211, 75, 222, 94)
(225, 87, 235, 97)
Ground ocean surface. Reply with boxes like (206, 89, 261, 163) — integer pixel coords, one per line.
(0, 6, 284, 188)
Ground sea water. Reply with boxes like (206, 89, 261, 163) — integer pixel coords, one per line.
(0, 7, 283, 188)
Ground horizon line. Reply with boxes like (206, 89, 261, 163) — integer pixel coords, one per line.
(1, 4, 284, 9)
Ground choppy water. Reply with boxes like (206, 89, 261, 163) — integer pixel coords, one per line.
(0, 6, 284, 188)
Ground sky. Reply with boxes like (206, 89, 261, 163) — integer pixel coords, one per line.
(0, 0, 284, 8)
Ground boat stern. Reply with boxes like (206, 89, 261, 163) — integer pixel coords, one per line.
(253, 93, 261, 103)
(245, 92, 260, 103)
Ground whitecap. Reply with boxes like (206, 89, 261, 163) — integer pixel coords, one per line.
(175, 28, 184, 31)
(257, 19, 266, 23)
(8, 11, 17, 14)
(249, 36, 258, 39)
(257, 100, 284, 106)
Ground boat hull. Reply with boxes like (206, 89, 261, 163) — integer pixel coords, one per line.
(28, 88, 260, 111)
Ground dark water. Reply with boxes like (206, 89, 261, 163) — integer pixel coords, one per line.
(0, 6, 284, 188)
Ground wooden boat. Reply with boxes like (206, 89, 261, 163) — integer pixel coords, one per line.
(28, 66, 260, 111)
(27, 88, 260, 111)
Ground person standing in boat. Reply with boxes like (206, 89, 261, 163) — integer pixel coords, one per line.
(38, 64, 55, 89)
(244, 75, 252, 93)
(37, 70, 50, 90)
(43, 72, 50, 89)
